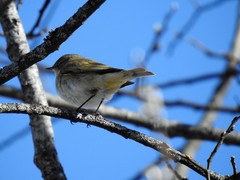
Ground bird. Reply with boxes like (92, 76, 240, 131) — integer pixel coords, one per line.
(47, 54, 154, 112)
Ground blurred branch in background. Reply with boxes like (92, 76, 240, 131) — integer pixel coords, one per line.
(1, 85, 240, 155)
(143, 2, 178, 67)
(27, 0, 50, 38)
(117, 89, 240, 114)
(188, 37, 230, 60)
(167, 0, 235, 54)
(131, 3, 178, 91)
(175, 0, 240, 176)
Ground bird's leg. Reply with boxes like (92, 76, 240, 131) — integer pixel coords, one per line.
(76, 94, 96, 112)
(71, 95, 95, 125)
(95, 98, 104, 114)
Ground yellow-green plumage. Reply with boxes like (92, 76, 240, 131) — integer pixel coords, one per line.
(48, 54, 154, 111)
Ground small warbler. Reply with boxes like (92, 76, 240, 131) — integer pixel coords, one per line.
(47, 54, 154, 112)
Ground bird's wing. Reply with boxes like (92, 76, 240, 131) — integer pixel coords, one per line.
(70, 56, 124, 74)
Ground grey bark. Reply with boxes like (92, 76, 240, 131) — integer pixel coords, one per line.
(0, 1, 66, 179)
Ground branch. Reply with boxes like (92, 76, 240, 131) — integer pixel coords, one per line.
(117, 89, 240, 114)
(0, 0, 106, 85)
(165, 160, 187, 180)
(176, 61, 237, 177)
(188, 37, 229, 60)
(207, 116, 240, 180)
(1, 85, 240, 146)
(26, 28, 49, 39)
(167, 0, 233, 54)
(158, 69, 239, 89)
(0, 0, 12, 16)
(0, 1, 66, 179)
(144, 3, 177, 65)
(230, 156, 238, 176)
(27, 0, 51, 38)
(158, 72, 223, 88)
(176, 1, 240, 176)
(0, 103, 226, 180)
(131, 156, 164, 180)
(164, 100, 240, 114)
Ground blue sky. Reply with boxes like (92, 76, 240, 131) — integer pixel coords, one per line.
(0, 0, 239, 179)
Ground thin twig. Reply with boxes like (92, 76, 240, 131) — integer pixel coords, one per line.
(188, 37, 229, 60)
(144, 3, 178, 65)
(165, 160, 188, 180)
(27, 0, 51, 37)
(158, 69, 239, 89)
(163, 100, 240, 114)
(230, 156, 238, 176)
(131, 156, 164, 180)
(158, 73, 222, 88)
(27, 28, 49, 39)
(188, 0, 200, 8)
(117, 90, 240, 114)
(167, 0, 233, 54)
(206, 116, 240, 180)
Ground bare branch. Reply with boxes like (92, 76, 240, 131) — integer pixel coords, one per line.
(27, 28, 49, 39)
(163, 100, 240, 114)
(230, 1, 240, 62)
(207, 116, 240, 180)
(230, 156, 238, 176)
(0, 103, 226, 180)
(117, 89, 240, 114)
(1, 85, 240, 146)
(167, 0, 233, 54)
(27, 0, 51, 38)
(176, 6, 240, 174)
(157, 68, 239, 89)
(165, 160, 187, 180)
(158, 72, 223, 88)
(0, 0, 106, 85)
(188, 37, 229, 60)
(144, 3, 177, 65)
(131, 156, 164, 180)
(0, 1, 66, 179)
(176, 62, 237, 177)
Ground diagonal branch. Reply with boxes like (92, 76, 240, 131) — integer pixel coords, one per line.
(188, 37, 229, 60)
(0, 103, 227, 180)
(27, 0, 51, 38)
(207, 116, 240, 180)
(1, 85, 240, 146)
(0, 1, 66, 179)
(0, 0, 106, 85)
